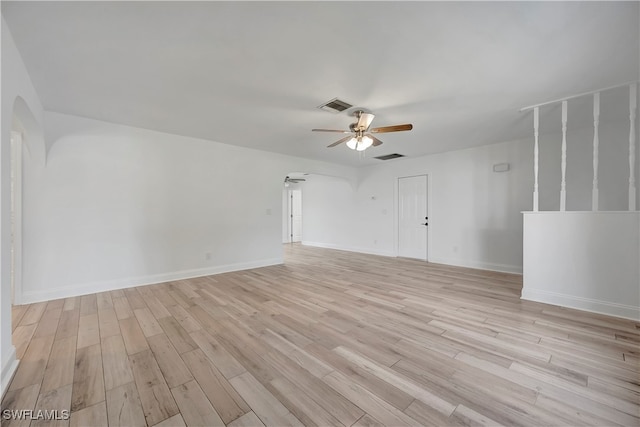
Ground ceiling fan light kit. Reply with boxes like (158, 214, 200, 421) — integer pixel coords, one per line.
(312, 110, 412, 152)
(347, 135, 373, 151)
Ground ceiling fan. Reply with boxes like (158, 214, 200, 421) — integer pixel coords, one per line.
(284, 176, 306, 183)
(312, 110, 413, 151)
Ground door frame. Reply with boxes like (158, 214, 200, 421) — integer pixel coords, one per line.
(10, 131, 23, 305)
(287, 189, 302, 243)
(395, 173, 430, 261)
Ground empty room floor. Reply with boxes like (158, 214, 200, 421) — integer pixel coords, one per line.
(3, 244, 639, 426)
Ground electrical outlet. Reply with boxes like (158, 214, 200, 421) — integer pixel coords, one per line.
(453, 246, 459, 253)
(205, 252, 212, 261)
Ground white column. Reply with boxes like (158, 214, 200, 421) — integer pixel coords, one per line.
(592, 93, 600, 211)
(560, 100, 567, 211)
(533, 107, 539, 212)
(630, 83, 637, 211)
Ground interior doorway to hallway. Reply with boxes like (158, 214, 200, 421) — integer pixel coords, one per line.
(287, 189, 302, 243)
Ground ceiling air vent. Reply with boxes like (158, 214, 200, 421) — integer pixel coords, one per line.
(374, 153, 405, 161)
(317, 97, 353, 113)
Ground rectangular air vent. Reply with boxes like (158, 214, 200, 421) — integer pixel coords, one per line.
(317, 97, 353, 113)
(374, 153, 405, 161)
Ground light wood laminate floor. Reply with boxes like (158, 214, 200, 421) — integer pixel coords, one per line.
(3, 244, 639, 426)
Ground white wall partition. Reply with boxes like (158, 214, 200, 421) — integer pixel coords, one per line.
(523, 212, 640, 320)
(521, 82, 640, 319)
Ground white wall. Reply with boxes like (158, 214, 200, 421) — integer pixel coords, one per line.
(21, 112, 354, 303)
(1, 16, 45, 397)
(300, 139, 532, 271)
(523, 212, 640, 320)
(300, 174, 368, 253)
(299, 112, 638, 274)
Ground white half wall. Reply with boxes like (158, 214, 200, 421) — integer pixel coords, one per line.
(522, 211, 640, 320)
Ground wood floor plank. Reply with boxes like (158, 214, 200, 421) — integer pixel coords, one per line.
(98, 308, 121, 339)
(106, 382, 146, 427)
(322, 370, 420, 426)
(181, 348, 250, 424)
(227, 411, 266, 427)
(102, 335, 134, 391)
(69, 401, 108, 427)
(41, 335, 77, 393)
(113, 297, 134, 320)
(80, 294, 98, 316)
(147, 333, 193, 388)
(119, 317, 149, 355)
(33, 307, 62, 338)
(71, 343, 105, 412)
(229, 371, 303, 427)
(19, 302, 47, 326)
(170, 380, 225, 427)
(31, 384, 72, 427)
(1, 383, 41, 427)
(158, 316, 197, 354)
(55, 309, 80, 340)
(134, 307, 164, 338)
(12, 323, 37, 359)
(129, 349, 179, 426)
(150, 414, 186, 427)
(270, 376, 344, 427)
(9, 335, 54, 391)
(77, 314, 100, 349)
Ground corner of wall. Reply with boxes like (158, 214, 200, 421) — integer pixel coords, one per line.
(1, 345, 18, 399)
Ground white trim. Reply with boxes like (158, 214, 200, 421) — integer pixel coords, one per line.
(20, 258, 283, 304)
(429, 256, 522, 274)
(302, 241, 395, 258)
(519, 80, 639, 111)
(1, 346, 19, 399)
(521, 288, 640, 321)
(10, 131, 23, 305)
(522, 211, 639, 215)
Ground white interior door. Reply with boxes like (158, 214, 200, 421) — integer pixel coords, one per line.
(398, 175, 428, 260)
(289, 189, 302, 242)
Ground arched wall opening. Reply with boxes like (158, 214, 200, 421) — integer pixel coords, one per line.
(1, 96, 45, 397)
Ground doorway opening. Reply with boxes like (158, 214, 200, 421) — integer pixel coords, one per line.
(287, 189, 302, 243)
(283, 174, 306, 244)
(397, 174, 428, 260)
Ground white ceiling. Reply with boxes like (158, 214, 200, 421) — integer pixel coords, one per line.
(3, 1, 638, 167)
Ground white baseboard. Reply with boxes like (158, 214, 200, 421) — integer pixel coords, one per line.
(20, 257, 283, 304)
(1, 346, 19, 399)
(301, 241, 395, 258)
(428, 256, 522, 274)
(521, 288, 640, 321)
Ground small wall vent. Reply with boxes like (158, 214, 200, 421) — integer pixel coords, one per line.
(374, 153, 405, 161)
(317, 98, 353, 113)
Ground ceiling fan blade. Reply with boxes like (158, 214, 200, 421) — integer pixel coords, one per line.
(370, 124, 413, 133)
(367, 134, 383, 147)
(312, 128, 351, 133)
(357, 112, 375, 130)
(327, 135, 354, 148)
